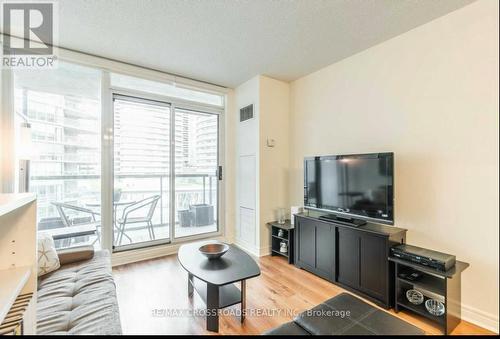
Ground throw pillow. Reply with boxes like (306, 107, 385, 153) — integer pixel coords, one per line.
(37, 233, 60, 276)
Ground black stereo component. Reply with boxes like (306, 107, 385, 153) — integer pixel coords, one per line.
(391, 244, 456, 272)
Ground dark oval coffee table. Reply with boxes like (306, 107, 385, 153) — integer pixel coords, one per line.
(178, 241, 261, 332)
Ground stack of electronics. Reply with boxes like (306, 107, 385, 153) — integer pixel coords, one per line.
(391, 244, 456, 272)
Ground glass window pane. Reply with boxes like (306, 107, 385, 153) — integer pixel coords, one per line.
(14, 62, 102, 250)
(174, 109, 218, 238)
(113, 96, 170, 248)
(110, 73, 224, 106)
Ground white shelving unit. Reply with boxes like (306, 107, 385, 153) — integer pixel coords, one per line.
(0, 193, 37, 334)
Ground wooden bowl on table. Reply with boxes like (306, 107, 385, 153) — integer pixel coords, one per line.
(199, 243, 229, 260)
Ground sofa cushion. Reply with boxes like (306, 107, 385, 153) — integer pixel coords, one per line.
(37, 250, 122, 335)
(263, 321, 310, 335)
(57, 245, 95, 265)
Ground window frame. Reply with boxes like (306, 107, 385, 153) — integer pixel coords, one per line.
(109, 87, 224, 252)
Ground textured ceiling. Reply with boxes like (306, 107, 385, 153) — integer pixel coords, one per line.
(49, 0, 476, 87)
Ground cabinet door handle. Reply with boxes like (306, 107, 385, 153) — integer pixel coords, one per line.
(358, 237, 362, 286)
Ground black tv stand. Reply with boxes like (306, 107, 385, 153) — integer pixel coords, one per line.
(318, 214, 367, 227)
(294, 212, 408, 308)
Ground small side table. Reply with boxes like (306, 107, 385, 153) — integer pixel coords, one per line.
(389, 257, 469, 334)
(267, 220, 294, 264)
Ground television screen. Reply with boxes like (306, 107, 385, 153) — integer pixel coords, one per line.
(304, 153, 394, 224)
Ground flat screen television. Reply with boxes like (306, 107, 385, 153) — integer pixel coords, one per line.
(304, 152, 394, 225)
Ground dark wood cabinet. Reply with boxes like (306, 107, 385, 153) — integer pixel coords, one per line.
(359, 232, 387, 301)
(315, 223, 335, 280)
(337, 227, 360, 288)
(337, 227, 389, 304)
(295, 217, 335, 281)
(295, 212, 407, 308)
(295, 217, 316, 268)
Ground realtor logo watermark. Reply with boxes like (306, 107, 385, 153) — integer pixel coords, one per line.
(1, 1, 58, 68)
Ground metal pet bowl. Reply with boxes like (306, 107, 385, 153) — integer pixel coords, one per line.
(425, 299, 445, 316)
(199, 243, 229, 260)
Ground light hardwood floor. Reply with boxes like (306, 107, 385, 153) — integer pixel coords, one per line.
(113, 254, 494, 335)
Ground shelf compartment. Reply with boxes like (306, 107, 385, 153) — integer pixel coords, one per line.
(397, 297, 446, 325)
(190, 277, 241, 309)
(271, 237, 289, 257)
(271, 249, 289, 258)
(271, 227, 289, 239)
(397, 274, 445, 297)
(271, 234, 288, 241)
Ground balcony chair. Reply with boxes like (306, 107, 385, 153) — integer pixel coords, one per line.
(116, 195, 160, 245)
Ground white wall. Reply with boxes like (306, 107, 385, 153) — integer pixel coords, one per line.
(289, 0, 498, 332)
(259, 76, 290, 253)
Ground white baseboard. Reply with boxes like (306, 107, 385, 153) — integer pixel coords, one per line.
(232, 239, 260, 258)
(461, 303, 499, 334)
(233, 239, 272, 258)
(259, 245, 271, 257)
(112, 243, 178, 267)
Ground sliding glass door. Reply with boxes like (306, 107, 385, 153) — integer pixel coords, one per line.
(174, 109, 218, 238)
(112, 95, 220, 250)
(112, 95, 171, 249)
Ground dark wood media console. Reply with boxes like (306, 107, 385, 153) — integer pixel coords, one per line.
(294, 211, 407, 308)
